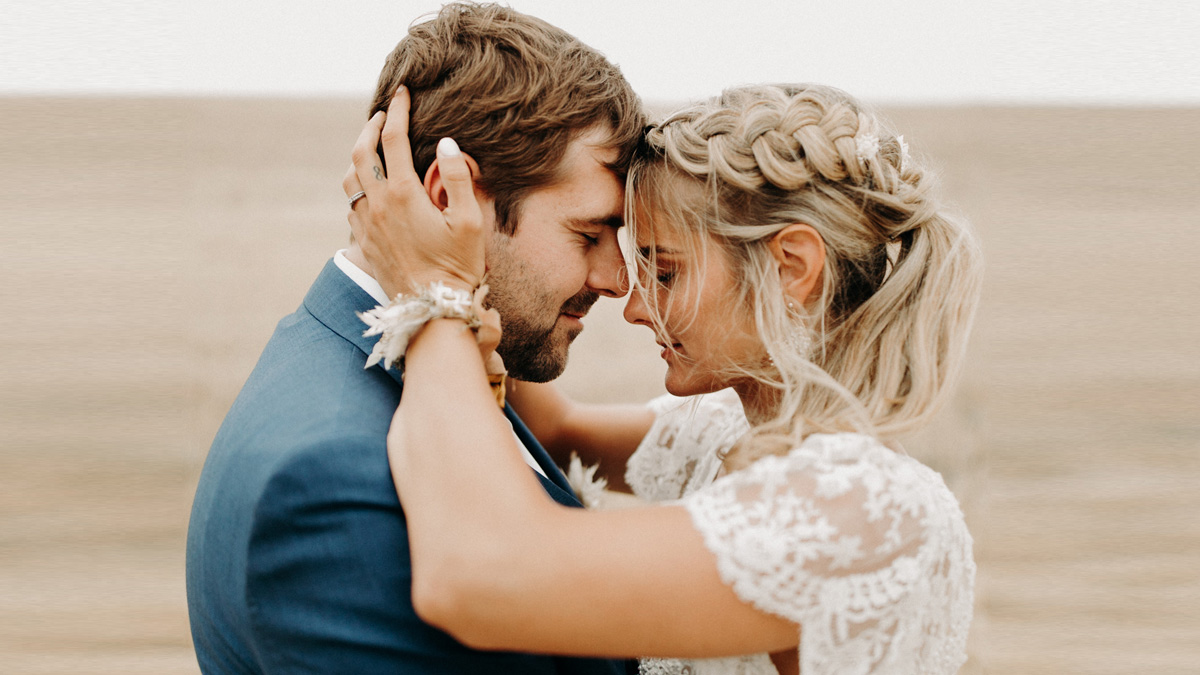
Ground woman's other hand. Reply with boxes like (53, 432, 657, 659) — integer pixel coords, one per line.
(345, 86, 487, 297)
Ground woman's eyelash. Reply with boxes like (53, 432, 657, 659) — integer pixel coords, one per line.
(656, 270, 676, 285)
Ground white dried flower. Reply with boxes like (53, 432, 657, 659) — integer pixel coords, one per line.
(358, 281, 481, 370)
(566, 453, 609, 509)
(855, 131, 880, 163)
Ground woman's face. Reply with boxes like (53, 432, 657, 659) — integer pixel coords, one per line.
(622, 211, 764, 397)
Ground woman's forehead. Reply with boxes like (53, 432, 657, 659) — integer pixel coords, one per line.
(631, 213, 683, 252)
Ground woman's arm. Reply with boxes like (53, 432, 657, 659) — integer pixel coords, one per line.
(345, 92, 798, 659)
(506, 380, 654, 492)
(393, 319, 798, 658)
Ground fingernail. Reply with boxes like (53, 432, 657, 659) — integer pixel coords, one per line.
(396, 84, 406, 94)
(437, 137, 461, 158)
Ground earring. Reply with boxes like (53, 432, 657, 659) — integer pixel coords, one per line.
(784, 300, 811, 356)
(785, 326, 811, 356)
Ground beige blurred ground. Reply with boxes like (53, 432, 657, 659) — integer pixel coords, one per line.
(1, 98, 1197, 674)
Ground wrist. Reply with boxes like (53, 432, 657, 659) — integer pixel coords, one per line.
(376, 270, 477, 299)
(407, 317, 482, 354)
(407, 273, 477, 295)
(358, 282, 483, 371)
(408, 318, 507, 408)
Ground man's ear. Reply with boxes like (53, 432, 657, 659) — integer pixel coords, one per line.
(768, 224, 826, 307)
(423, 152, 485, 211)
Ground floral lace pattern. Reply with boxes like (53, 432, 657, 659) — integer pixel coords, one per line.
(626, 392, 974, 675)
(638, 654, 776, 675)
(626, 389, 749, 503)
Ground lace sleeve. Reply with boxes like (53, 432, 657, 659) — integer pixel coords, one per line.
(626, 390, 749, 502)
(681, 433, 974, 675)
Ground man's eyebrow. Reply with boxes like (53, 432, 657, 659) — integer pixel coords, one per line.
(569, 216, 624, 230)
(637, 246, 680, 257)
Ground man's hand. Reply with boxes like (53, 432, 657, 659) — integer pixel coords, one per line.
(344, 86, 486, 298)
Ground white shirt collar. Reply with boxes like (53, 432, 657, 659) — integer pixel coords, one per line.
(333, 249, 389, 305)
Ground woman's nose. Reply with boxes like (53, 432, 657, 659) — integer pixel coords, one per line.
(623, 284, 650, 326)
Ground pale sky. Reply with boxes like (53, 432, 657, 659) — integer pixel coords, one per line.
(4, 0, 1198, 104)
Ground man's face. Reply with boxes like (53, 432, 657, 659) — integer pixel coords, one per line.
(483, 127, 628, 382)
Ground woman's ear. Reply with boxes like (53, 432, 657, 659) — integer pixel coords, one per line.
(422, 151, 484, 211)
(768, 224, 826, 307)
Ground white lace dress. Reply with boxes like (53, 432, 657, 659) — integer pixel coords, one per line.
(625, 391, 974, 675)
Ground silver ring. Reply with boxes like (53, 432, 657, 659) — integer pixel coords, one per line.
(348, 191, 367, 208)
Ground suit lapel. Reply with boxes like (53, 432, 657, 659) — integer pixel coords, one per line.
(303, 259, 407, 388)
(304, 258, 583, 507)
(505, 404, 582, 508)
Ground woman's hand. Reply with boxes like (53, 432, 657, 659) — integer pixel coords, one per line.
(344, 86, 486, 297)
(473, 284, 509, 406)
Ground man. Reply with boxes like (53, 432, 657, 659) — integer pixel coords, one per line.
(185, 4, 645, 673)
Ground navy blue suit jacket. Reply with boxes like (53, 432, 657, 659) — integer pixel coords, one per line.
(187, 260, 632, 674)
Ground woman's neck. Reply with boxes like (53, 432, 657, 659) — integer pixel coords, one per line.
(733, 380, 778, 426)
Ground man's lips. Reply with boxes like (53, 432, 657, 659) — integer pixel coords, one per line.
(560, 292, 598, 320)
(560, 311, 587, 326)
(559, 311, 587, 329)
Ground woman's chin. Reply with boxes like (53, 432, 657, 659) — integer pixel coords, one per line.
(663, 372, 722, 398)
(662, 371, 690, 397)
(664, 381, 688, 397)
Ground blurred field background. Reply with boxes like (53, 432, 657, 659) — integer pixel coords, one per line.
(1, 97, 1198, 674)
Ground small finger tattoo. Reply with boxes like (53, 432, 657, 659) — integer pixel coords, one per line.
(373, 166, 384, 181)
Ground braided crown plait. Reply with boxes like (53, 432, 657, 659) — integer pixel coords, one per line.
(647, 85, 915, 201)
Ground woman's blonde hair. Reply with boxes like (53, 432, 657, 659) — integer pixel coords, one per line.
(627, 84, 983, 469)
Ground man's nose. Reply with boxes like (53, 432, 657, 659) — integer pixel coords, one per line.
(587, 235, 629, 298)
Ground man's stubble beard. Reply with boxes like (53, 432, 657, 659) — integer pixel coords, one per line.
(484, 239, 598, 383)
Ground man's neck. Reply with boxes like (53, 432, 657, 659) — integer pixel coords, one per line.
(344, 243, 373, 277)
(335, 246, 389, 305)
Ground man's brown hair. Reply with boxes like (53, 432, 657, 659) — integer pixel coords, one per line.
(370, 2, 646, 234)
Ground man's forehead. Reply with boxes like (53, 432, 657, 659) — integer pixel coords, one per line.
(553, 140, 624, 213)
(565, 125, 621, 166)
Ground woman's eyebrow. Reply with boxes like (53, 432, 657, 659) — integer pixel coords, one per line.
(637, 246, 680, 257)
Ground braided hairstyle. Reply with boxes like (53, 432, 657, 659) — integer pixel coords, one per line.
(627, 84, 982, 469)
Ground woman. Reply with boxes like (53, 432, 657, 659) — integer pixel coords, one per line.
(346, 83, 982, 674)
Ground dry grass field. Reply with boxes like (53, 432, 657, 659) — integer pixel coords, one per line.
(1, 97, 1197, 673)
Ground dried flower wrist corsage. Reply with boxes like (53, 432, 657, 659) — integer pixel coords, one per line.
(359, 281, 482, 370)
(358, 281, 507, 408)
